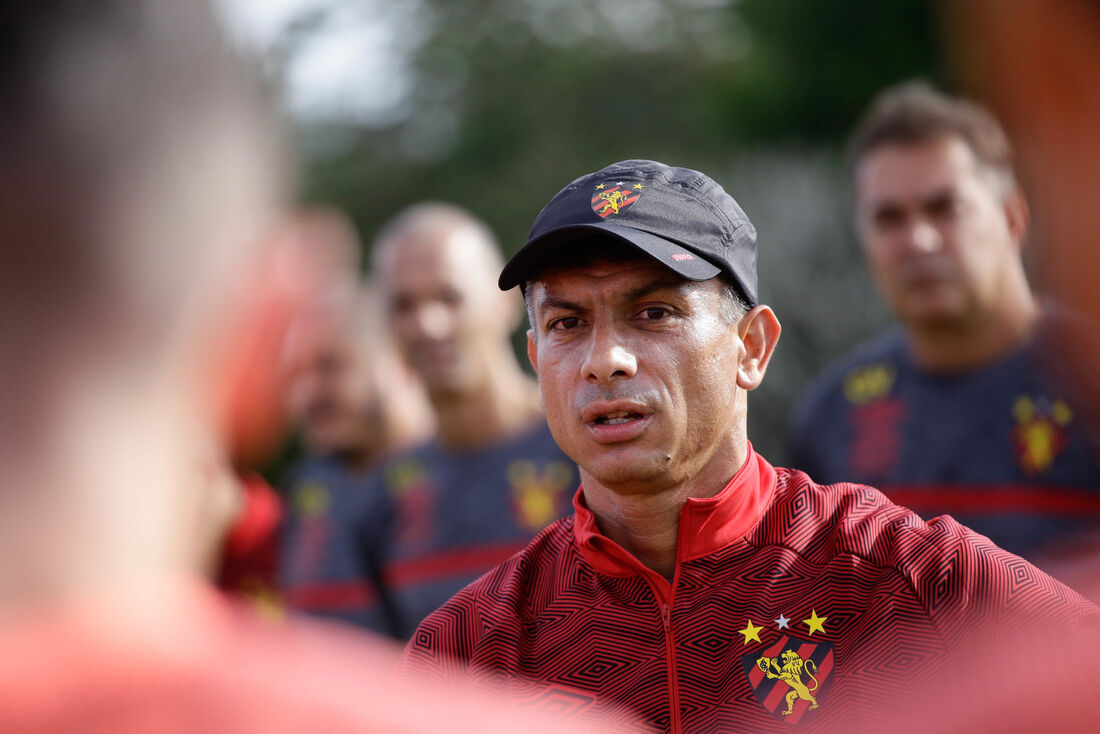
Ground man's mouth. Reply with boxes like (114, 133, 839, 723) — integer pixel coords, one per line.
(594, 411, 645, 425)
(583, 403, 653, 443)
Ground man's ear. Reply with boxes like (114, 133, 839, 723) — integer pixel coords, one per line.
(735, 305, 782, 390)
(1004, 187, 1030, 247)
(526, 329, 539, 373)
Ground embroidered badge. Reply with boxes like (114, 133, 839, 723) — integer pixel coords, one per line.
(290, 480, 332, 578)
(1012, 395, 1072, 475)
(740, 611, 834, 725)
(851, 400, 906, 480)
(293, 480, 331, 519)
(842, 362, 904, 479)
(591, 181, 641, 218)
(508, 459, 574, 531)
(843, 363, 896, 405)
(387, 458, 436, 549)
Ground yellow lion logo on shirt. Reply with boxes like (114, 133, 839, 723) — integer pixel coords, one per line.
(756, 649, 821, 715)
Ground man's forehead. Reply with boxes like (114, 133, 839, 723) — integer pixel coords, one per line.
(857, 136, 982, 198)
(385, 228, 495, 287)
(529, 258, 706, 304)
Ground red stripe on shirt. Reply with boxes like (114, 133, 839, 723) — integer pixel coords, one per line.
(882, 484, 1100, 514)
(285, 581, 377, 611)
(387, 541, 530, 588)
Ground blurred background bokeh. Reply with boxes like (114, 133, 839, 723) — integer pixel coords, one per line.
(213, 0, 952, 464)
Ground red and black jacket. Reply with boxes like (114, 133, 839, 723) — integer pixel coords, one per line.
(404, 445, 1097, 732)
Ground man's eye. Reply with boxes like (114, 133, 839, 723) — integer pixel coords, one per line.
(872, 207, 905, 230)
(437, 287, 462, 307)
(639, 307, 670, 321)
(550, 317, 581, 331)
(391, 295, 415, 315)
(926, 195, 959, 220)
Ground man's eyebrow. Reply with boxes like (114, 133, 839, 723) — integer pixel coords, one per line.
(534, 294, 585, 314)
(869, 185, 956, 213)
(534, 274, 688, 313)
(625, 276, 691, 302)
(921, 187, 958, 205)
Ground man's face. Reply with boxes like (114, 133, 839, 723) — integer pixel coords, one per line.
(381, 229, 506, 398)
(284, 319, 382, 459)
(855, 135, 1021, 330)
(526, 258, 744, 492)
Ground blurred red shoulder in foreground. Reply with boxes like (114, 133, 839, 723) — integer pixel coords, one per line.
(0, 581, 611, 734)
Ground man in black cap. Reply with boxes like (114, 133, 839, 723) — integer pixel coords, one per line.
(403, 160, 1096, 731)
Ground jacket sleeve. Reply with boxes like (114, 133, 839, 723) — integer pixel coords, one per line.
(892, 511, 1100, 646)
(399, 583, 489, 684)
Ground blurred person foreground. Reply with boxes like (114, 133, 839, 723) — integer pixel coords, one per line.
(402, 159, 1098, 731)
(278, 209, 436, 628)
(0, 2, 630, 732)
(878, 2, 1100, 730)
(789, 82, 1100, 594)
(317, 203, 579, 639)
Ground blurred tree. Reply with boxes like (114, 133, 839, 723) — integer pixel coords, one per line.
(302, 0, 945, 254)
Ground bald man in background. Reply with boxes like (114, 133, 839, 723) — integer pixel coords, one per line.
(351, 203, 579, 639)
(278, 211, 435, 628)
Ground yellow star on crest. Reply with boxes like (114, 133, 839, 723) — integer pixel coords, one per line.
(803, 610, 827, 636)
(738, 619, 763, 645)
(633, 183, 644, 189)
(595, 183, 605, 189)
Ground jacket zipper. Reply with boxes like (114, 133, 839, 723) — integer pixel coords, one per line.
(659, 599, 681, 734)
(640, 571, 681, 734)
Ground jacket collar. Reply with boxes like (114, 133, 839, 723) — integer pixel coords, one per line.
(572, 442, 777, 578)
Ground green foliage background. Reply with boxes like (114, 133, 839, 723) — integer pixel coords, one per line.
(287, 0, 949, 463)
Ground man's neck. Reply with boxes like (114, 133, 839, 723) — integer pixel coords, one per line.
(432, 364, 542, 451)
(580, 439, 748, 579)
(907, 294, 1040, 372)
(0, 373, 218, 609)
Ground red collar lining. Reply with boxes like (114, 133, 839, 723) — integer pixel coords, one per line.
(572, 443, 777, 578)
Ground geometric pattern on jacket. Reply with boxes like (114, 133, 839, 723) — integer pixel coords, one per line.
(404, 447, 1098, 732)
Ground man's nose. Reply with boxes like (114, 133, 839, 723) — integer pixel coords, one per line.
(405, 301, 452, 341)
(904, 219, 943, 254)
(582, 325, 638, 383)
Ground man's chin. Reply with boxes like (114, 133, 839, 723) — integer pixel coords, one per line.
(424, 380, 468, 402)
(581, 454, 670, 494)
(904, 307, 970, 332)
(896, 290, 969, 328)
(420, 367, 473, 400)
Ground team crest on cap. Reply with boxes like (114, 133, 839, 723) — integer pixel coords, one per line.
(591, 182, 642, 218)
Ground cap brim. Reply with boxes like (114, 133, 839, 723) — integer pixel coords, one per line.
(499, 222, 721, 290)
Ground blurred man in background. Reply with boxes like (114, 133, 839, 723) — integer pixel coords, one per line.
(278, 210, 435, 628)
(0, 2, 588, 731)
(354, 203, 578, 639)
(789, 83, 1100, 591)
(281, 209, 434, 473)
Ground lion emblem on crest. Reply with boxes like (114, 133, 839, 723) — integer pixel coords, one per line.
(595, 189, 631, 216)
(756, 649, 821, 715)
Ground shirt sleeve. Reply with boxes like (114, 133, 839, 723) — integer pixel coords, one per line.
(893, 511, 1100, 646)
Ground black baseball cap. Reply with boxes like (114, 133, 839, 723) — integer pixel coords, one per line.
(498, 159, 758, 306)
